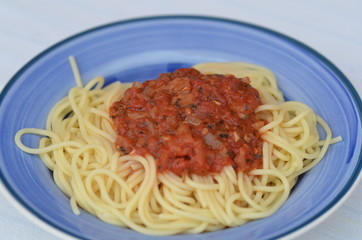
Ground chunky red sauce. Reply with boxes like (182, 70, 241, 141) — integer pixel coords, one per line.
(109, 68, 264, 176)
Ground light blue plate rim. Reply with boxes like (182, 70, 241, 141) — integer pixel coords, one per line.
(0, 15, 361, 240)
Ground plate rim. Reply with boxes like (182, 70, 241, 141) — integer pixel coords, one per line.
(1, 15, 362, 240)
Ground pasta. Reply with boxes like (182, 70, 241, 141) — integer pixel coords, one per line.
(15, 57, 341, 235)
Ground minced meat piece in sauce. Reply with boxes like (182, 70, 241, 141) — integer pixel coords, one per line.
(109, 68, 264, 176)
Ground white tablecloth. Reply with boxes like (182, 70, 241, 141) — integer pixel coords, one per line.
(0, 0, 361, 239)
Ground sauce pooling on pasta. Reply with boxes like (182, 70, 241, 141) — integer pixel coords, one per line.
(110, 68, 264, 176)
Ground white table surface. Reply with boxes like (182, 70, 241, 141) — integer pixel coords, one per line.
(0, 0, 361, 239)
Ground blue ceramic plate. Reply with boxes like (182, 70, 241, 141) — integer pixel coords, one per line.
(0, 16, 361, 240)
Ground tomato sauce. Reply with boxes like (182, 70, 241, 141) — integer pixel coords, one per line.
(109, 68, 264, 176)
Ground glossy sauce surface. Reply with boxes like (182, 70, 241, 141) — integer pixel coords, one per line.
(110, 68, 264, 175)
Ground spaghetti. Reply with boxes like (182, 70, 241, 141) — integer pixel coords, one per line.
(14, 58, 341, 235)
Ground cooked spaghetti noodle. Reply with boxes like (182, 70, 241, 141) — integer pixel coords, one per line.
(14, 58, 341, 235)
